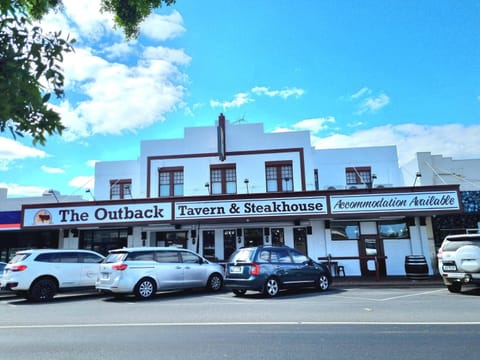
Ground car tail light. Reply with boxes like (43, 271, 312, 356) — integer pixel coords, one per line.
(437, 248, 443, 259)
(112, 263, 128, 271)
(250, 263, 260, 276)
(11, 264, 28, 272)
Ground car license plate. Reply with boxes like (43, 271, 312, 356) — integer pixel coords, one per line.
(229, 266, 243, 274)
(101, 272, 110, 280)
(443, 265, 457, 271)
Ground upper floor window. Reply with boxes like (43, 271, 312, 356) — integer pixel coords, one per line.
(266, 161, 293, 192)
(210, 164, 236, 195)
(159, 167, 184, 197)
(345, 166, 372, 186)
(110, 179, 132, 200)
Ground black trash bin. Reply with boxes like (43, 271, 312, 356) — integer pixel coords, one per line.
(405, 255, 429, 279)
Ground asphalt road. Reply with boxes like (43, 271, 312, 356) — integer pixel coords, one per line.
(0, 285, 479, 360)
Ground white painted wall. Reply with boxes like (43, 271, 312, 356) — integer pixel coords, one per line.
(415, 152, 480, 191)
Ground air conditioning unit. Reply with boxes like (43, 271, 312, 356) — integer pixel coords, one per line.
(375, 184, 393, 188)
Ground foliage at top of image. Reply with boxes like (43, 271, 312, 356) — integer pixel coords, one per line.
(0, 0, 176, 145)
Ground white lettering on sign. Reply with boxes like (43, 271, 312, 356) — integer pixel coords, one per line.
(331, 191, 460, 214)
(175, 197, 328, 220)
(22, 203, 172, 227)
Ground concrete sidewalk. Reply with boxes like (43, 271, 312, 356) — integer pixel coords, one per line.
(332, 275, 444, 287)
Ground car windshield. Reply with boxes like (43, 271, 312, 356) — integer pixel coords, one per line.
(443, 237, 480, 252)
(229, 248, 255, 263)
(104, 252, 128, 263)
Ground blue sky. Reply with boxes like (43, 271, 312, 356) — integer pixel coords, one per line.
(1, 0, 479, 198)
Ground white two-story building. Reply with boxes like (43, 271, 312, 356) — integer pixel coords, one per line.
(20, 114, 462, 277)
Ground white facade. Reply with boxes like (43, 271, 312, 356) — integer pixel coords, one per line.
(83, 117, 460, 277)
(95, 120, 404, 199)
(414, 152, 480, 191)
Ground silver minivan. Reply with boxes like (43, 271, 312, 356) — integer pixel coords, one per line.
(96, 247, 224, 299)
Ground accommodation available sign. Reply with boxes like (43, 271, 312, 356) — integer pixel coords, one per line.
(22, 202, 172, 228)
(175, 197, 328, 220)
(330, 190, 460, 214)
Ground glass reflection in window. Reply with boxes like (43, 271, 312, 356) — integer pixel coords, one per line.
(378, 221, 409, 239)
(331, 221, 359, 240)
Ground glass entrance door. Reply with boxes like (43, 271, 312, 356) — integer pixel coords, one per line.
(244, 228, 263, 247)
(223, 229, 236, 261)
(293, 227, 308, 254)
(358, 235, 386, 277)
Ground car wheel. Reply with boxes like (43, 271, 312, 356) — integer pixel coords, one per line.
(29, 278, 57, 302)
(134, 278, 157, 300)
(207, 273, 223, 292)
(317, 274, 330, 291)
(263, 277, 280, 297)
(447, 282, 462, 293)
(232, 289, 247, 297)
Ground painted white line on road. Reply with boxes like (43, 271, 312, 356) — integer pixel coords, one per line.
(332, 288, 444, 302)
(0, 321, 479, 330)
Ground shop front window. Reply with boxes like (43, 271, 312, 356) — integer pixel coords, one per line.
(271, 228, 285, 246)
(156, 231, 188, 248)
(223, 229, 237, 260)
(203, 230, 216, 260)
(81, 229, 128, 255)
(378, 221, 410, 239)
(331, 221, 360, 240)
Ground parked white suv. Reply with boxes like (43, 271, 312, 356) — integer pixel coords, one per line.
(96, 247, 224, 299)
(437, 233, 480, 293)
(0, 249, 104, 301)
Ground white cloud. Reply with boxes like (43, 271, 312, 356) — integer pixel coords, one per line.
(311, 123, 480, 167)
(350, 87, 372, 99)
(210, 93, 253, 109)
(41, 165, 65, 174)
(141, 11, 186, 41)
(357, 93, 390, 114)
(251, 86, 305, 99)
(0, 183, 48, 197)
(86, 160, 98, 168)
(69, 176, 94, 191)
(0, 137, 47, 171)
(37, 3, 190, 141)
(292, 117, 336, 133)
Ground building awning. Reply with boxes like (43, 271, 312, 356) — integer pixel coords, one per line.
(0, 211, 21, 230)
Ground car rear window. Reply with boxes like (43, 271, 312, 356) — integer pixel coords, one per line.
(8, 253, 31, 264)
(443, 237, 480, 252)
(229, 248, 255, 263)
(104, 252, 128, 263)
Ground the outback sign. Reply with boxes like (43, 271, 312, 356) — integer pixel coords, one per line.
(22, 202, 172, 228)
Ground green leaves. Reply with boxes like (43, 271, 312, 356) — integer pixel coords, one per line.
(0, 1, 73, 145)
(1, 0, 176, 145)
(101, 0, 176, 39)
